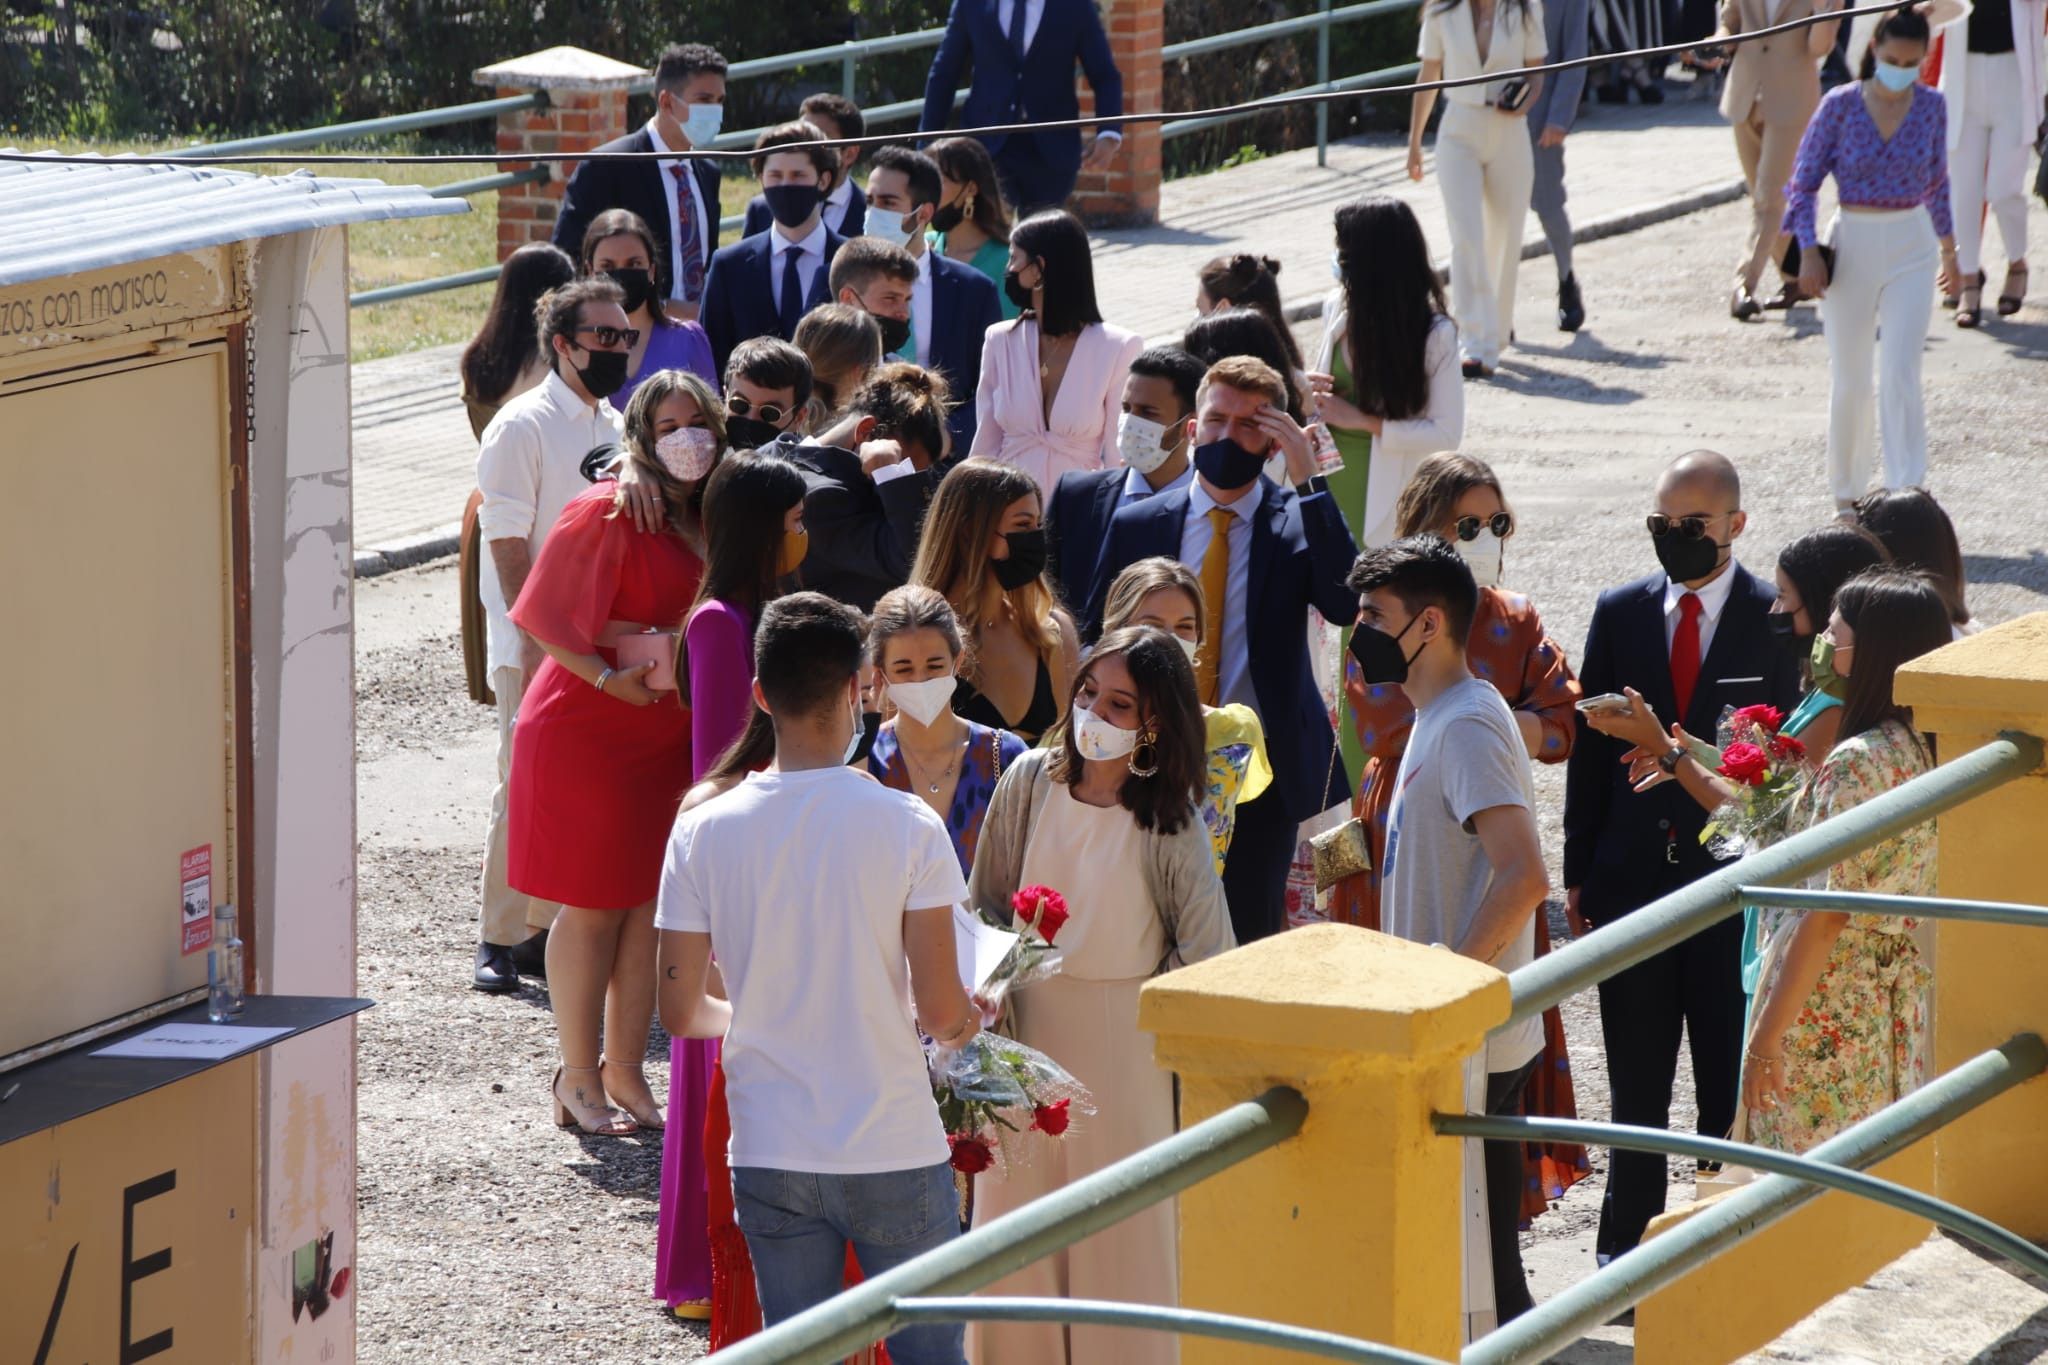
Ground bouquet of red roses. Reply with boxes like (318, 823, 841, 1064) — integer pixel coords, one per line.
(977, 884, 1070, 1017)
(1700, 704, 1811, 860)
(929, 1034, 1094, 1174)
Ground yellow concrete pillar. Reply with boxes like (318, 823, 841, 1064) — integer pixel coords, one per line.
(1139, 923, 1508, 1363)
(1894, 612, 2048, 1238)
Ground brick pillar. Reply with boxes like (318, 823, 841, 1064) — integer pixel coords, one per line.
(472, 46, 645, 261)
(1070, 0, 1163, 227)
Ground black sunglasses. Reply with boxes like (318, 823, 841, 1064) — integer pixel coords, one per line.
(726, 395, 793, 425)
(1455, 512, 1513, 541)
(573, 325, 640, 350)
(1647, 512, 1734, 540)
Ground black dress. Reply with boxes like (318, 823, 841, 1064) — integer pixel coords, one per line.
(953, 659, 1058, 744)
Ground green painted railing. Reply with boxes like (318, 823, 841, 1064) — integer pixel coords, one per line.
(186, 91, 548, 157)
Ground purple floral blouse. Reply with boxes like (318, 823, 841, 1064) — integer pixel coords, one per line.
(1783, 83, 1953, 249)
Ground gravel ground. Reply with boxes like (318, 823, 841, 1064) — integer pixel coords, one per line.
(352, 195, 2048, 1362)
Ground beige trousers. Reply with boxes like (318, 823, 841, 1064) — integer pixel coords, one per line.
(481, 664, 560, 945)
(1733, 103, 1803, 292)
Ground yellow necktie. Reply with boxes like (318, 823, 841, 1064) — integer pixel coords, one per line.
(1197, 505, 1233, 705)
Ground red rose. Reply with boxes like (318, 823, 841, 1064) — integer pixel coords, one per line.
(1768, 732, 1806, 762)
(948, 1133, 995, 1174)
(1031, 1099, 1072, 1136)
(1717, 742, 1770, 787)
(1733, 704, 1786, 735)
(1011, 885, 1070, 945)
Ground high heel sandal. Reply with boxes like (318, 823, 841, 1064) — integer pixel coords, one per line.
(600, 1055, 666, 1131)
(553, 1065, 638, 1136)
(1998, 262, 2027, 317)
(1957, 276, 1983, 329)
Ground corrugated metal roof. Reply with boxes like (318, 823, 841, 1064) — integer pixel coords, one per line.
(0, 153, 467, 287)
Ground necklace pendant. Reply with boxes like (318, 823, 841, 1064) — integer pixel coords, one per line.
(928, 780, 942, 795)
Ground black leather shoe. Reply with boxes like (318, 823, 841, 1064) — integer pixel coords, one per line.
(1763, 280, 1804, 310)
(1557, 273, 1585, 332)
(508, 930, 549, 981)
(473, 941, 520, 993)
(1461, 358, 1487, 379)
(1730, 285, 1762, 321)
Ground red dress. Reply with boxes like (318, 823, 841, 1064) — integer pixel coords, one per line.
(507, 487, 702, 909)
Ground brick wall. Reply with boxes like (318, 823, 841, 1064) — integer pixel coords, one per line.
(491, 87, 632, 259)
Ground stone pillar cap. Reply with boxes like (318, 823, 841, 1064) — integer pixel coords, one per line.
(474, 46, 647, 93)
(1896, 614, 2048, 745)
(1139, 924, 1508, 1060)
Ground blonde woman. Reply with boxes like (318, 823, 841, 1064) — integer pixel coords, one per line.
(792, 302, 884, 427)
(1099, 557, 1273, 872)
(910, 460, 1081, 743)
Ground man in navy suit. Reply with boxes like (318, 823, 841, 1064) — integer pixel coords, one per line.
(856, 146, 1002, 458)
(1563, 450, 1804, 1262)
(700, 121, 850, 377)
(919, 0, 1126, 212)
(1084, 357, 1360, 943)
(740, 93, 870, 239)
(554, 43, 726, 321)
(1045, 344, 1202, 608)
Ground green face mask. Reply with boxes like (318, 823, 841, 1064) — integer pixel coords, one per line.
(1810, 633, 1848, 699)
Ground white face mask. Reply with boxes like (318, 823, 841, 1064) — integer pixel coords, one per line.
(1171, 633, 1199, 665)
(680, 102, 724, 148)
(887, 674, 956, 727)
(1071, 703, 1139, 761)
(1116, 412, 1176, 475)
(655, 426, 719, 482)
(864, 211, 921, 251)
(1455, 530, 1506, 590)
(842, 697, 866, 766)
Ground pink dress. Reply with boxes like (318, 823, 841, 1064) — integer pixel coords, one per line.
(968, 317, 1142, 494)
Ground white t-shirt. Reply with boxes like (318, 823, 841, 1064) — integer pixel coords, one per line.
(657, 764, 966, 1174)
(1381, 675, 1542, 1072)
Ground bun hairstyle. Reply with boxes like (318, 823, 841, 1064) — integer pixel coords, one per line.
(1858, 3, 1930, 79)
(870, 583, 966, 663)
(848, 361, 954, 467)
(1196, 253, 1301, 370)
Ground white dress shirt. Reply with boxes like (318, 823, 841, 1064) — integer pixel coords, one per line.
(1120, 463, 1192, 505)
(1662, 558, 1742, 662)
(823, 177, 857, 236)
(645, 119, 714, 304)
(1181, 480, 1261, 710)
(770, 219, 831, 315)
(475, 370, 625, 672)
(908, 247, 934, 369)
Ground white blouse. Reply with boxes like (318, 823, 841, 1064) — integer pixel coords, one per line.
(1419, 0, 1548, 107)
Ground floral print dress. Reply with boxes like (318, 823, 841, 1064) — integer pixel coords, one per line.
(1746, 719, 1936, 1154)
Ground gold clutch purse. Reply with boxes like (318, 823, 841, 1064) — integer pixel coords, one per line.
(1309, 817, 1371, 891)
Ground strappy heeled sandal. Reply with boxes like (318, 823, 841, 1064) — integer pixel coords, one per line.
(600, 1055, 666, 1131)
(553, 1064, 638, 1136)
(1998, 262, 2027, 317)
(1956, 279, 1983, 329)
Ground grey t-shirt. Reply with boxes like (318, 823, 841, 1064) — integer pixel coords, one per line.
(1381, 675, 1543, 1072)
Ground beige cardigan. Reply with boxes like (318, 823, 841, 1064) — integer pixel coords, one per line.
(966, 747, 1238, 975)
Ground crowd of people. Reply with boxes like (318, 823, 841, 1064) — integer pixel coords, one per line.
(438, 8, 2022, 1358)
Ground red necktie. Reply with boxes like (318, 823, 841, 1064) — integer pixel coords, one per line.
(1670, 592, 1703, 719)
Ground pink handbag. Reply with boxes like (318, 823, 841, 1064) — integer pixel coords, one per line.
(615, 629, 679, 692)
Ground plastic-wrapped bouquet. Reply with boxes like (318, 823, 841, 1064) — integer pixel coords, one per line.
(930, 1032, 1096, 1175)
(1700, 704, 1812, 860)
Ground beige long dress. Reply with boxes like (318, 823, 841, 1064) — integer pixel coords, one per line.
(969, 785, 1179, 1365)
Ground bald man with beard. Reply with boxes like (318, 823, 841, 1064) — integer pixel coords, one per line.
(1561, 450, 1805, 1261)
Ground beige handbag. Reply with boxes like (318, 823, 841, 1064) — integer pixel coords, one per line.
(1307, 737, 1370, 891)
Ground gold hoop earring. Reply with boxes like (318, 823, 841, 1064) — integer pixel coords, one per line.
(1127, 729, 1160, 779)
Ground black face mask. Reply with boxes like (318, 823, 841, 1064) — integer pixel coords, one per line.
(850, 709, 883, 765)
(603, 267, 658, 315)
(1192, 437, 1268, 492)
(725, 414, 787, 451)
(992, 528, 1048, 590)
(571, 348, 630, 401)
(1347, 611, 1425, 687)
(1003, 267, 1035, 312)
(1652, 530, 1727, 585)
(930, 199, 967, 234)
(1765, 609, 1811, 659)
(872, 312, 912, 353)
(763, 182, 824, 229)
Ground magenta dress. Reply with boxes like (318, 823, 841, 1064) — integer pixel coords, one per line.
(655, 599, 753, 1310)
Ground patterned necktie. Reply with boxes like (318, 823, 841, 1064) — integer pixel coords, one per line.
(1670, 592, 1704, 720)
(778, 244, 805, 339)
(1196, 506, 1233, 705)
(668, 166, 705, 305)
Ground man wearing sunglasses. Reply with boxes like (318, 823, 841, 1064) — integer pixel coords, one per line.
(470, 277, 631, 993)
(1562, 449, 1803, 1263)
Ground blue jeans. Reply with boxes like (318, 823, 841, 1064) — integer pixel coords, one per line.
(731, 1161, 965, 1365)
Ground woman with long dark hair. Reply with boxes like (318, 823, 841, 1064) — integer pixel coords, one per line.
(965, 627, 1234, 1365)
(968, 209, 1141, 493)
(1311, 196, 1466, 550)
(929, 136, 1019, 317)
(459, 241, 577, 438)
(1407, 0, 1547, 377)
(1181, 306, 1309, 422)
(578, 208, 718, 410)
(1193, 253, 1303, 370)
(655, 448, 808, 1323)
(1785, 4, 1959, 512)
(1854, 486, 1975, 634)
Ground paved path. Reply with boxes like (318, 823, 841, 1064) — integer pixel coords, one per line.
(350, 94, 1744, 565)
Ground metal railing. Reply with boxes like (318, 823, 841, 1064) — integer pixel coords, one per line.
(723, 731, 2048, 1363)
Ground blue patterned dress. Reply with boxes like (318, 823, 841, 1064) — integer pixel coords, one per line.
(869, 719, 1030, 876)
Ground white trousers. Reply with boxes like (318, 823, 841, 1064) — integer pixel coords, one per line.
(1951, 51, 2032, 278)
(1821, 210, 1937, 508)
(1437, 103, 1534, 367)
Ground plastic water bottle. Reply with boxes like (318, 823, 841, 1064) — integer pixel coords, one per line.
(208, 903, 245, 1022)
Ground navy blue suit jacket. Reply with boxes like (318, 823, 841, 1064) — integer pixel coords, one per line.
(699, 228, 849, 379)
(1082, 479, 1360, 821)
(924, 252, 1003, 458)
(1044, 467, 1125, 611)
(551, 129, 720, 290)
(919, 0, 1125, 177)
(741, 181, 869, 241)
(1562, 565, 1806, 922)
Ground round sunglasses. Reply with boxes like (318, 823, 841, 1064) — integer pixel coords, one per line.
(727, 394, 794, 426)
(1455, 512, 1514, 541)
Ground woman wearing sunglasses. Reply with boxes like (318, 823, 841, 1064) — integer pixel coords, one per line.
(1327, 453, 1592, 1226)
